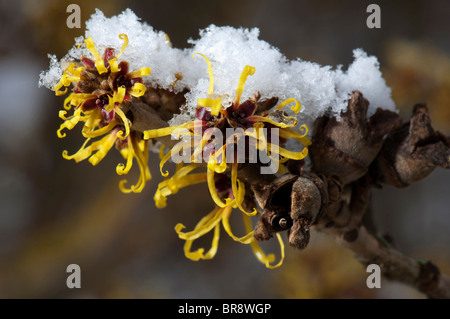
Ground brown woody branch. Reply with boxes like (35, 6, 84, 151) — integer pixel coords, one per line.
(127, 87, 450, 298)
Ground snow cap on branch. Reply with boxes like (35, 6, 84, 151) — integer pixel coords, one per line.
(39, 9, 396, 125)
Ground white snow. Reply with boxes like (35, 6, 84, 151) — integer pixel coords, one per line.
(39, 9, 397, 127)
(38, 54, 62, 90)
(334, 48, 396, 117)
(39, 9, 197, 93)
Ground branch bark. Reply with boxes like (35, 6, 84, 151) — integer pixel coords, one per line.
(321, 225, 450, 299)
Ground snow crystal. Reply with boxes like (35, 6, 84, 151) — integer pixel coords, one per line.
(334, 49, 396, 117)
(38, 54, 62, 89)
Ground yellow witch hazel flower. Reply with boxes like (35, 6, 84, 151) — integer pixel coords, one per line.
(155, 162, 285, 268)
(54, 34, 152, 193)
(144, 54, 311, 267)
(144, 54, 311, 210)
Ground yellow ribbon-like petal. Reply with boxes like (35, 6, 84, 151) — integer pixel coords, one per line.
(82, 119, 117, 138)
(278, 126, 311, 147)
(57, 108, 84, 138)
(206, 167, 232, 208)
(197, 98, 222, 117)
(249, 115, 297, 129)
(128, 67, 152, 79)
(116, 33, 129, 59)
(221, 205, 254, 244)
(88, 131, 118, 166)
(119, 137, 151, 193)
(268, 142, 309, 161)
(155, 172, 206, 208)
(234, 65, 255, 107)
(130, 82, 146, 97)
(62, 130, 117, 165)
(183, 223, 220, 261)
(84, 36, 107, 74)
(175, 206, 223, 241)
(115, 106, 130, 140)
(242, 213, 285, 269)
(116, 135, 134, 176)
(143, 121, 196, 140)
(275, 98, 302, 113)
(154, 163, 206, 208)
(109, 58, 119, 73)
(231, 163, 257, 216)
(54, 63, 83, 96)
(193, 53, 215, 95)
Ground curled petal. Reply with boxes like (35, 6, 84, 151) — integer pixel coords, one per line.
(82, 119, 117, 138)
(116, 135, 134, 176)
(268, 142, 309, 161)
(62, 130, 117, 165)
(206, 167, 233, 208)
(64, 93, 96, 111)
(58, 110, 70, 120)
(130, 82, 147, 97)
(158, 141, 192, 177)
(175, 206, 223, 241)
(116, 33, 129, 59)
(154, 164, 206, 208)
(231, 163, 257, 216)
(88, 131, 118, 166)
(278, 127, 311, 147)
(193, 53, 214, 95)
(206, 144, 227, 173)
(83, 108, 102, 129)
(242, 214, 285, 269)
(143, 126, 177, 140)
(115, 106, 131, 140)
(245, 125, 267, 151)
(57, 108, 84, 138)
(155, 172, 206, 208)
(119, 138, 151, 193)
(164, 33, 172, 47)
(62, 138, 91, 162)
(104, 86, 126, 112)
(84, 36, 107, 74)
(221, 205, 254, 244)
(234, 65, 255, 108)
(84, 37, 107, 74)
(275, 98, 301, 113)
(159, 144, 166, 160)
(182, 223, 220, 261)
(54, 63, 83, 96)
(248, 115, 297, 129)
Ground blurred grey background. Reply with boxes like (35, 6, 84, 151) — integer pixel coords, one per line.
(0, 0, 449, 298)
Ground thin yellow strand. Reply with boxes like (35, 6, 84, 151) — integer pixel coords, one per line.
(234, 65, 255, 107)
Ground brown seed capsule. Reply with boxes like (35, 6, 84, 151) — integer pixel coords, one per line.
(372, 104, 450, 187)
(310, 90, 402, 185)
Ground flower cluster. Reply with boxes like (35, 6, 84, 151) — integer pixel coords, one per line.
(142, 54, 310, 266)
(55, 34, 151, 193)
(52, 37, 310, 268)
